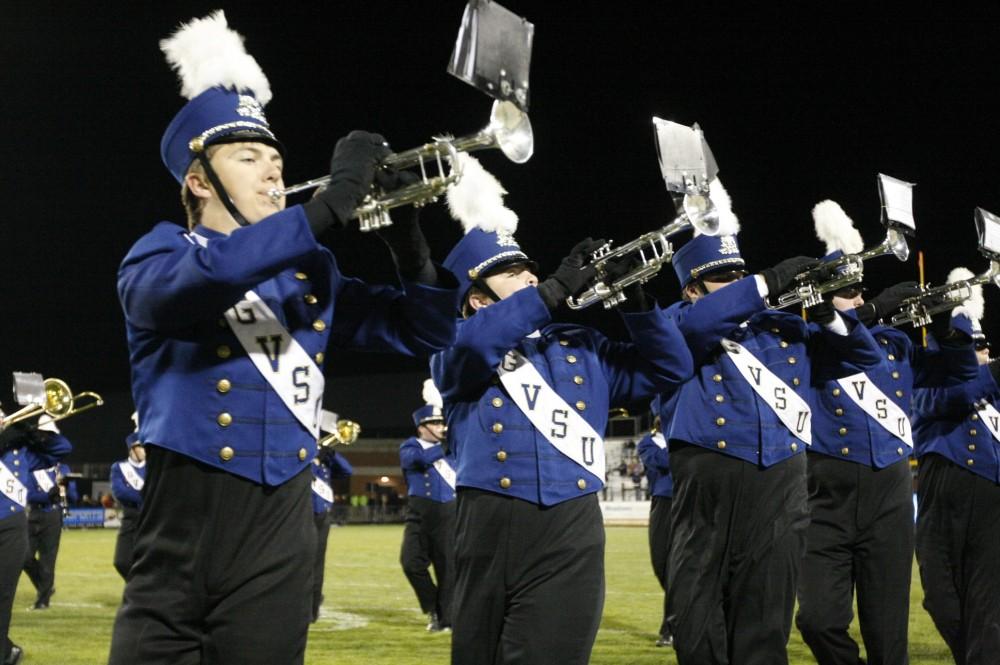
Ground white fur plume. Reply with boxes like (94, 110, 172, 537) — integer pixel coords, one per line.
(947, 266, 984, 322)
(700, 178, 740, 237)
(160, 10, 272, 104)
(422, 378, 443, 408)
(446, 153, 519, 235)
(812, 200, 864, 255)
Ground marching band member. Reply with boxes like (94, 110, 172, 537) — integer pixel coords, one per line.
(636, 403, 673, 648)
(21, 417, 74, 611)
(398, 379, 456, 633)
(659, 185, 884, 665)
(0, 417, 73, 665)
(310, 417, 352, 623)
(110, 431, 145, 580)
(108, 12, 456, 665)
(431, 155, 694, 665)
(912, 289, 1000, 665)
(795, 204, 977, 665)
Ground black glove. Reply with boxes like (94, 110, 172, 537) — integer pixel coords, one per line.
(856, 281, 922, 326)
(759, 256, 820, 295)
(0, 422, 35, 451)
(601, 253, 652, 312)
(536, 238, 605, 311)
(374, 172, 436, 285)
(303, 130, 392, 236)
(807, 300, 836, 325)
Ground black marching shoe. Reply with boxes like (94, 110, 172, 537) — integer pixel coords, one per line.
(5, 644, 23, 665)
(655, 633, 674, 648)
(426, 611, 445, 633)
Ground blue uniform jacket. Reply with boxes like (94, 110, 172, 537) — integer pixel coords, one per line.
(431, 286, 694, 506)
(662, 277, 882, 467)
(637, 431, 672, 498)
(110, 459, 146, 508)
(811, 325, 978, 468)
(912, 363, 1000, 483)
(400, 436, 457, 503)
(1, 433, 72, 520)
(118, 206, 457, 487)
(311, 451, 352, 514)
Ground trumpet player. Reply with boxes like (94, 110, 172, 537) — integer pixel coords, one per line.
(0, 414, 73, 665)
(310, 422, 352, 623)
(911, 292, 1000, 665)
(794, 204, 978, 665)
(430, 156, 694, 665)
(21, 417, 75, 612)
(657, 194, 884, 665)
(109, 12, 457, 665)
(399, 380, 456, 633)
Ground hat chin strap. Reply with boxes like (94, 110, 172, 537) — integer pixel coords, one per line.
(196, 152, 250, 228)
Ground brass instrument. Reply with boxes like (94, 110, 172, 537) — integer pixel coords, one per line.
(318, 419, 361, 448)
(2, 377, 104, 429)
(268, 100, 533, 231)
(566, 192, 720, 310)
(886, 207, 1000, 327)
(885, 262, 1000, 328)
(769, 228, 910, 309)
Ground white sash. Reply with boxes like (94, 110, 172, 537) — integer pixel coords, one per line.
(225, 290, 325, 439)
(33, 468, 55, 493)
(312, 477, 334, 503)
(977, 402, 1000, 444)
(498, 349, 606, 482)
(723, 338, 812, 445)
(418, 440, 457, 490)
(0, 462, 27, 507)
(837, 372, 913, 447)
(119, 461, 145, 491)
(651, 432, 667, 449)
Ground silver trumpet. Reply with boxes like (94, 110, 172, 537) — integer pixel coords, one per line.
(566, 189, 720, 310)
(884, 262, 1000, 327)
(768, 228, 910, 309)
(267, 100, 533, 231)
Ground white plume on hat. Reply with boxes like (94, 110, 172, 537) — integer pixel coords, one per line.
(160, 10, 272, 104)
(947, 267, 985, 322)
(445, 154, 519, 235)
(422, 378, 443, 408)
(699, 178, 740, 237)
(812, 200, 864, 255)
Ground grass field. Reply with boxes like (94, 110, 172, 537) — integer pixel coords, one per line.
(10, 525, 951, 664)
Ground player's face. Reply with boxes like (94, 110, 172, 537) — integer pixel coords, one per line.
(483, 264, 539, 300)
(420, 422, 446, 442)
(831, 286, 865, 312)
(210, 142, 285, 223)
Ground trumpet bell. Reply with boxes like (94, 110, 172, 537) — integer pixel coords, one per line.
(489, 100, 533, 164)
(887, 228, 909, 262)
(43, 378, 74, 417)
(681, 192, 720, 236)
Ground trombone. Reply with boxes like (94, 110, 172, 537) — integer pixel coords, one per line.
(768, 228, 910, 309)
(566, 186, 721, 310)
(318, 419, 361, 449)
(884, 262, 1000, 328)
(1, 377, 104, 430)
(268, 100, 534, 231)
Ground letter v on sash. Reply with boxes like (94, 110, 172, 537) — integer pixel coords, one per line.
(521, 384, 541, 410)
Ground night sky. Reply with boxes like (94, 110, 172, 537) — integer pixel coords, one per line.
(4, 3, 1000, 458)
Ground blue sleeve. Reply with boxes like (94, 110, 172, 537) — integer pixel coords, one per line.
(913, 367, 998, 419)
(109, 463, 143, 506)
(399, 439, 445, 470)
(328, 271, 458, 357)
(117, 209, 320, 331)
(431, 287, 552, 401)
(669, 278, 767, 365)
(807, 310, 883, 382)
(912, 337, 979, 387)
(25, 432, 72, 470)
(598, 307, 694, 405)
(328, 452, 354, 478)
(636, 434, 670, 472)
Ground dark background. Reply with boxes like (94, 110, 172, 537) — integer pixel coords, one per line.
(3, 3, 1000, 462)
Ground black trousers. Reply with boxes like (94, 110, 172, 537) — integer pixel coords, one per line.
(1, 513, 27, 662)
(107, 448, 315, 665)
(400, 496, 456, 625)
(916, 453, 1000, 665)
(648, 495, 673, 638)
(23, 506, 62, 604)
(312, 511, 331, 622)
(113, 505, 140, 580)
(667, 442, 809, 665)
(451, 489, 605, 665)
(795, 454, 913, 665)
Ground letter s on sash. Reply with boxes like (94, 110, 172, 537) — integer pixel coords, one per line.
(551, 409, 568, 439)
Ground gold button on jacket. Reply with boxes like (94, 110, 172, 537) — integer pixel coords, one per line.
(499, 477, 512, 489)
(496, 451, 507, 462)
(219, 446, 235, 461)
(216, 379, 232, 394)
(217, 412, 233, 427)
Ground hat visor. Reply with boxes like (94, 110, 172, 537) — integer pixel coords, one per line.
(208, 130, 285, 157)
